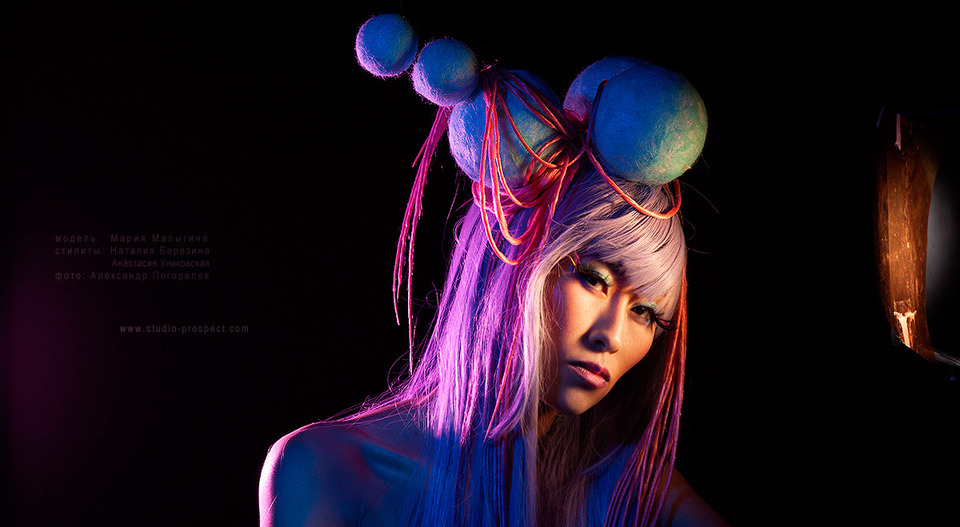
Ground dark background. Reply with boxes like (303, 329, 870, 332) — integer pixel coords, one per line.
(4, 3, 958, 525)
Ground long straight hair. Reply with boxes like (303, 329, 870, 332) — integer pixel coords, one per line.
(350, 170, 687, 526)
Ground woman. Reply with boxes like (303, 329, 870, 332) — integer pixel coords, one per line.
(260, 14, 727, 526)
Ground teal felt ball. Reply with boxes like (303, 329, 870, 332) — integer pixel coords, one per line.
(563, 56, 647, 126)
(355, 14, 418, 77)
(412, 39, 479, 106)
(448, 70, 562, 187)
(591, 65, 707, 185)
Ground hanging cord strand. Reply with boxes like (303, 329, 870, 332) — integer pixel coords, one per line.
(393, 105, 453, 372)
(472, 67, 585, 267)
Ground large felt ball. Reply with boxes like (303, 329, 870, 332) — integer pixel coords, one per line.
(448, 70, 562, 187)
(591, 65, 707, 185)
(355, 14, 418, 77)
(563, 56, 647, 126)
(412, 39, 479, 106)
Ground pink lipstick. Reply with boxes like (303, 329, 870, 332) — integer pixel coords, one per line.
(568, 361, 610, 389)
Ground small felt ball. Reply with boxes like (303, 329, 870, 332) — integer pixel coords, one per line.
(591, 65, 707, 185)
(563, 56, 647, 126)
(412, 39, 479, 106)
(448, 70, 562, 186)
(355, 14, 418, 77)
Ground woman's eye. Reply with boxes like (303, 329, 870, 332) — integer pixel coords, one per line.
(632, 305, 673, 330)
(577, 270, 605, 290)
(632, 305, 653, 320)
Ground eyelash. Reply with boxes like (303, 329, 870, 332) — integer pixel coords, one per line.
(577, 267, 607, 290)
(571, 258, 675, 331)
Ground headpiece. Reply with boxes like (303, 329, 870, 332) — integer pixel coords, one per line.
(355, 13, 707, 348)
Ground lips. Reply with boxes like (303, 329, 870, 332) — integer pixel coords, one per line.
(568, 361, 611, 389)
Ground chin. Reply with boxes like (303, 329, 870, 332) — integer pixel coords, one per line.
(548, 390, 603, 416)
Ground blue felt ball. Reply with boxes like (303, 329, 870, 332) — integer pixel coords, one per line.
(448, 70, 562, 186)
(591, 65, 707, 185)
(412, 39, 479, 106)
(563, 56, 647, 126)
(355, 14, 418, 77)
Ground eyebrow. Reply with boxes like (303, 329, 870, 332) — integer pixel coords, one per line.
(577, 256, 630, 289)
(604, 260, 627, 277)
(577, 254, 625, 279)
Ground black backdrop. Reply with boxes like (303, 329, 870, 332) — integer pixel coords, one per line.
(5, 3, 959, 526)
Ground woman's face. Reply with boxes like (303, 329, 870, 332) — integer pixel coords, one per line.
(542, 255, 665, 416)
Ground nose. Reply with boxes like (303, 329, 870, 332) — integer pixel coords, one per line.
(586, 295, 626, 352)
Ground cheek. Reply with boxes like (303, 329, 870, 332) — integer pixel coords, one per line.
(617, 330, 656, 376)
(541, 277, 588, 396)
(553, 278, 593, 337)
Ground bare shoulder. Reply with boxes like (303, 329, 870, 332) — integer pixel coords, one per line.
(258, 408, 428, 527)
(258, 422, 361, 527)
(656, 468, 729, 527)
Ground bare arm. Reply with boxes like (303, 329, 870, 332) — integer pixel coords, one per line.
(657, 469, 729, 527)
